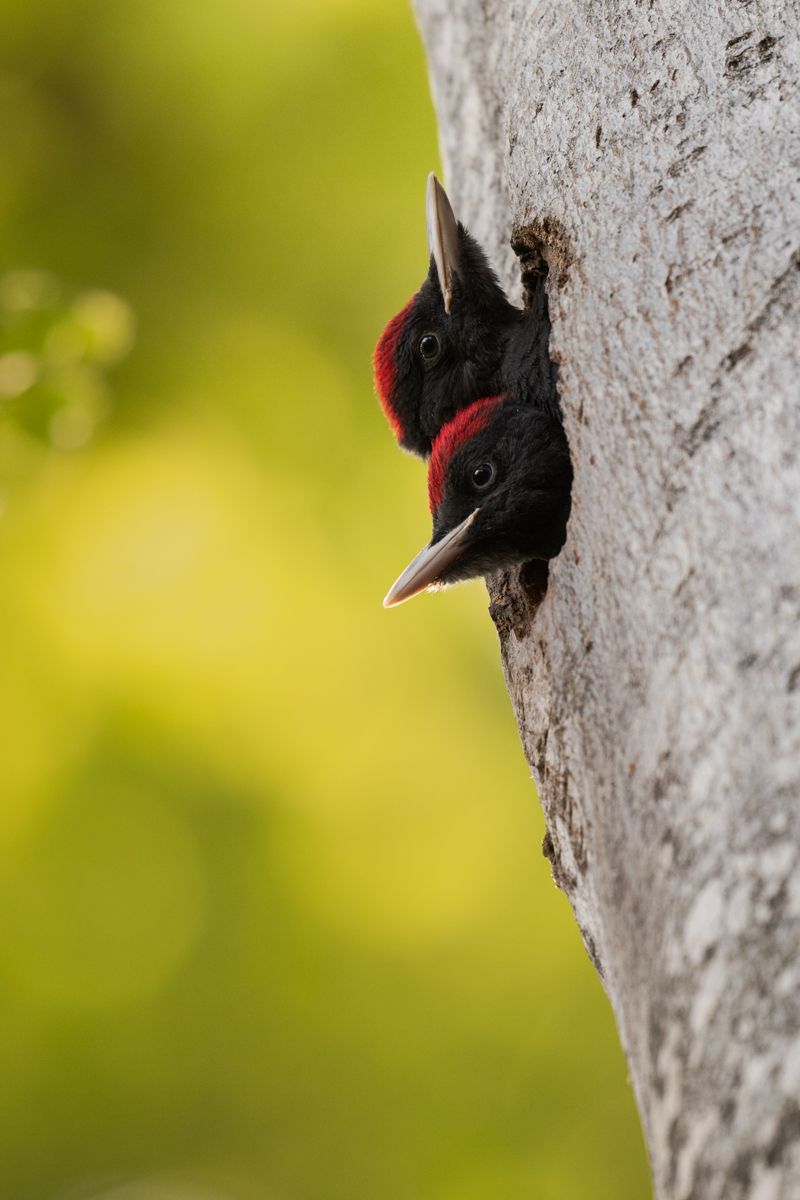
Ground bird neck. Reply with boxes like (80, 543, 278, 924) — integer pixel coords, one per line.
(500, 308, 560, 417)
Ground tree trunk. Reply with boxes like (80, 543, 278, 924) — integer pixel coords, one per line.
(411, 1, 800, 1196)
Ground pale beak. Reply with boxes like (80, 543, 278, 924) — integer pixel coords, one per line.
(383, 509, 480, 608)
(426, 172, 461, 315)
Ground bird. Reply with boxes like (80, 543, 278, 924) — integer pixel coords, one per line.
(373, 173, 558, 459)
(383, 394, 572, 607)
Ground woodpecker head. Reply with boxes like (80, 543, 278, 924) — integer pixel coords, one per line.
(373, 173, 520, 458)
(383, 396, 572, 607)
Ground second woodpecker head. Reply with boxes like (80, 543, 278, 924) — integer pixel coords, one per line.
(373, 174, 521, 458)
(383, 395, 572, 607)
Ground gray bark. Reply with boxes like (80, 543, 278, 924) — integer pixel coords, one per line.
(411, 2, 800, 1197)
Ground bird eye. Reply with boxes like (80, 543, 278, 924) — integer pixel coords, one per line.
(418, 333, 440, 361)
(471, 461, 496, 491)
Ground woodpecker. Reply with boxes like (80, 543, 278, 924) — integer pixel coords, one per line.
(373, 174, 557, 458)
(383, 394, 571, 607)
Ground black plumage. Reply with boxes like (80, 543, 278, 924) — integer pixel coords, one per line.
(373, 175, 558, 459)
(384, 397, 572, 607)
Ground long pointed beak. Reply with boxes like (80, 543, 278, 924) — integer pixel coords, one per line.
(426, 172, 461, 315)
(383, 509, 479, 608)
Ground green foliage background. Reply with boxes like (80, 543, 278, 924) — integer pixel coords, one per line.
(0, 2, 650, 1197)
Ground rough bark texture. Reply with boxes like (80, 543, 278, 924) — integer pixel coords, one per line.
(411, 2, 800, 1197)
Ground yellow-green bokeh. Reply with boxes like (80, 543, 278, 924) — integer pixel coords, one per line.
(0, 2, 650, 1197)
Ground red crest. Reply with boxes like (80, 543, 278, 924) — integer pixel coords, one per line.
(428, 395, 506, 513)
(373, 297, 415, 442)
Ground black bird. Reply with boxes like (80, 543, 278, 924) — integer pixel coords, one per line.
(373, 174, 557, 458)
(383, 394, 572, 607)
